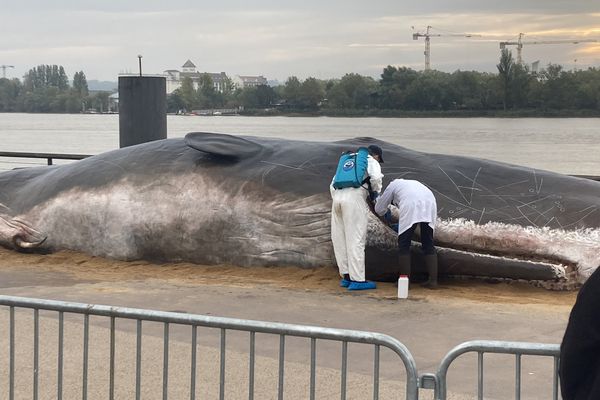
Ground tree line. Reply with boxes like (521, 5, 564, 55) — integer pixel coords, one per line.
(168, 49, 600, 115)
(2, 50, 600, 115)
(0, 65, 109, 113)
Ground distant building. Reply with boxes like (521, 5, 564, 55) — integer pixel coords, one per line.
(232, 75, 268, 89)
(164, 60, 270, 93)
(164, 60, 230, 94)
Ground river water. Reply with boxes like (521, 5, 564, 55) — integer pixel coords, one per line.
(0, 113, 598, 175)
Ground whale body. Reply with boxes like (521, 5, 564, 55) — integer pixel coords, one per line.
(1, 132, 599, 289)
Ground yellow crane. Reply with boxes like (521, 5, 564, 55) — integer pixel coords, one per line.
(1, 65, 14, 79)
(499, 33, 599, 65)
(412, 26, 481, 70)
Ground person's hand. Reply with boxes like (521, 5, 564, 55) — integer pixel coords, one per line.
(384, 210, 392, 222)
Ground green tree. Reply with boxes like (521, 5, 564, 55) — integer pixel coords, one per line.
(64, 93, 84, 113)
(510, 64, 533, 108)
(298, 77, 324, 109)
(497, 49, 515, 110)
(23, 65, 69, 92)
(0, 78, 22, 112)
(73, 71, 89, 97)
(479, 72, 504, 110)
(17, 64, 73, 112)
(539, 64, 573, 109)
(283, 76, 301, 107)
(57, 66, 69, 91)
(88, 91, 110, 112)
(326, 73, 376, 109)
(377, 66, 419, 109)
(450, 70, 485, 109)
(178, 76, 196, 111)
(167, 91, 186, 113)
(239, 85, 276, 108)
(571, 68, 600, 110)
(404, 71, 455, 110)
(197, 73, 216, 108)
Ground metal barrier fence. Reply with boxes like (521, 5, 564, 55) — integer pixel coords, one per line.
(433, 340, 561, 400)
(0, 295, 564, 400)
(0, 295, 564, 399)
(0, 295, 420, 400)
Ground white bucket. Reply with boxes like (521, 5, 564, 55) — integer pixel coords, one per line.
(397, 275, 409, 299)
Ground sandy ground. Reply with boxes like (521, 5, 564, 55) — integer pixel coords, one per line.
(0, 247, 577, 399)
(0, 248, 578, 308)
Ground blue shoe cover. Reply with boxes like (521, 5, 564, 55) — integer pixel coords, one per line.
(348, 281, 377, 291)
(340, 279, 352, 287)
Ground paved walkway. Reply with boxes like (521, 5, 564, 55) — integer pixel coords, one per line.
(0, 256, 574, 399)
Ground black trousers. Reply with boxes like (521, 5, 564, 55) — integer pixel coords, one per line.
(397, 222, 435, 255)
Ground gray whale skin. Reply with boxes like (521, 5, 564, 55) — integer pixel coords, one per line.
(1, 132, 600, 290)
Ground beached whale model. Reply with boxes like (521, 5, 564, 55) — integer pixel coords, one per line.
(1, 132, 599, 289)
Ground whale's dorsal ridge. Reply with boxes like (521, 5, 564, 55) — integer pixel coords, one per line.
(184, 132, 263, 159)
(334, 136, 384, 146)
(354, 136, 378, 142)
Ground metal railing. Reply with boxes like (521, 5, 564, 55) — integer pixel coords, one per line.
(0, 151, 91, 167)
(0, 295, 566, 399)
(434, 340, 561, 400)
(0, 295, 420, 400)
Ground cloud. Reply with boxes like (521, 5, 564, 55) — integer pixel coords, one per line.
(2, 3, 600, 81)
(574, 44, 600, 56)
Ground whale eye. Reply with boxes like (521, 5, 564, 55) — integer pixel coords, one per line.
(185, 132, 263, 159)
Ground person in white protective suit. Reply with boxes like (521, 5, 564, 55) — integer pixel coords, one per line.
(330, 145, 384, 291)
(374, 179, 439, 288)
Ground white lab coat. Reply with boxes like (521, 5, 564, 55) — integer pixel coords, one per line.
(374, 179, 437, 235)
(330, 155, 383, 281)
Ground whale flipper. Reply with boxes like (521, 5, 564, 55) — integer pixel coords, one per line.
(185, 132, 263, 159)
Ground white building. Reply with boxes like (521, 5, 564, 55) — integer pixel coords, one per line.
(163, 60, 270, 93)
(232, 75, 268, 89)
(164, 60, 230, 94)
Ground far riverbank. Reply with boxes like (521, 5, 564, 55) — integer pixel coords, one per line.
(241, 108, 600, 118)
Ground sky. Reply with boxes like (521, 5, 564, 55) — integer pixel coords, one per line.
(1, 1, 599, 83)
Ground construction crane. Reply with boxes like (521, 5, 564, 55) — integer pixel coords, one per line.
(499, 33, 599, 65)
(1, 65, 14, 79)
(412, 26, 481, 70)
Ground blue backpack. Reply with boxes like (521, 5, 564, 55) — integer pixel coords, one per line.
(332, 147, 369, 189)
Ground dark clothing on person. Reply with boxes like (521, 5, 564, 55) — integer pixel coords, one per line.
(397, 222, 435, 255)
(375, 179, 439, 287)
(560, 267, 600, 400)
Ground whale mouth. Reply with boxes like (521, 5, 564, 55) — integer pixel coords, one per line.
(432, 245, 572, 290)
(432, 218, 599, 289)
(366, 214, 599, 290)
(0, 214, 47, 250)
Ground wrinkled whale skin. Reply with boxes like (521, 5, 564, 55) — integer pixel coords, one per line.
(1, 132, 599, 288)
